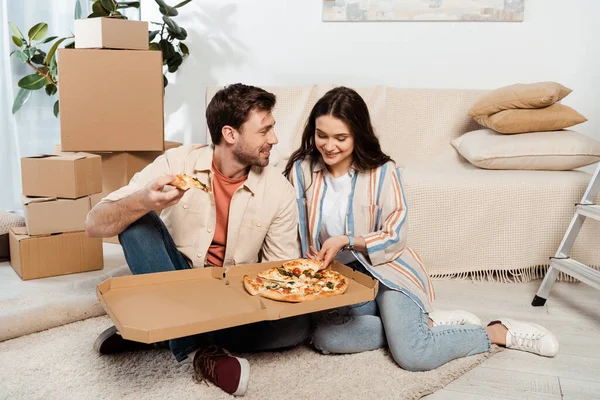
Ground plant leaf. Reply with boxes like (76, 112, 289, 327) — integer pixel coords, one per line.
(148, 30, 160, 41)
(10, 50, 16, 56)
(31, 54, 45, 64)
(163, 74, 168, 88)
(167, 52, 183, 67)
(149, 42, 160, 51)
(159, 6, 178, 16)
(9, 22, 25, 40)
(118, 1, 140, 8)
(53, 100, 60, 117)
(50, 56, 58, 76)
(74, 0, 82, 19)
(24, 47, 37, 58)
(167, 26, 186, 40)
(65, 41, 75, 49)
(45, 37, 68, 65)
(18, 74, 46, 90)
(154, 0, 169, 8)
(45, 84, 58, 96)
(41, 35, 58, 44)
(93, 1, 109, 15)
(168, 64, 178, 73)
(179, 42, 189, 56)
(159, 39, 175, 60)
(12, 88, 32, 114)
(12, 36, 23, 47)
(28, 22, 48, 41)
(100, 0, 117, 13)
(17, 51, 28, 63)
(162, 15, 181, 33)
(174, 0, 192, 8)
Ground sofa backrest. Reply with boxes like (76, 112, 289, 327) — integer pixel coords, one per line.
(206, 85, 487, 168)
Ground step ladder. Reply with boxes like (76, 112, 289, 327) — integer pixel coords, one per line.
(532, 162, 600, 306)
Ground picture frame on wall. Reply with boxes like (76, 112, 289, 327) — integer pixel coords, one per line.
(322, 0, 525, 22)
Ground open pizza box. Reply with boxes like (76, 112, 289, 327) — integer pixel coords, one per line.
(97, 260, 378, 344)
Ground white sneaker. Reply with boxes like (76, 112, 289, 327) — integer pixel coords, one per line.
(491, 318, 559, 357)
(429, 309, 482, 327)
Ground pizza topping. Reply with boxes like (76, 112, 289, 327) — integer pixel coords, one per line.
(256, 277, 263, 284)
(277, 268, 293, 277)
(314, 272, 324, 279)
(326, 282, 335, 290)
(282, 288, 291, 294)
(292, 267, 302, 277)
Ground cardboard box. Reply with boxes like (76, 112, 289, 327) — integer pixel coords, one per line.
(58, 49, 164, 152)
(23, 195, 92, 236)
(0, 234, 8, 262)
(97, 261, 378, 343)
(9, 227, 103, 280)
(95, 141, 183, 194)
(21, 153, 102, 199)
(74, 18, 149, 50)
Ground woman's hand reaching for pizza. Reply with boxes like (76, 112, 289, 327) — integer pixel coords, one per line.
(140, 175, 185, 212)
(305, 236, 350, 269)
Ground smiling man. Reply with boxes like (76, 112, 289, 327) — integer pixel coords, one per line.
(84, 83, 307, 396)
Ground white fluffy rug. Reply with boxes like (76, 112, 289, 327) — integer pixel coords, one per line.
(0, 243, 130, 342)
(0, 315, 499, 400)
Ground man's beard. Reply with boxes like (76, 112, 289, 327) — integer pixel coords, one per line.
(234, 144, 271, 167)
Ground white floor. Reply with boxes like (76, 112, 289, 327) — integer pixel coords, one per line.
(425, 278, 600, 400)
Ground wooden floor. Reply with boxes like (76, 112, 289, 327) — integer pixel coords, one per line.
(424, 278, 600, 400)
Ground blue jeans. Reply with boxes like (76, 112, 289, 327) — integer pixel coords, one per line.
(119, 211, 311, 362)
(312, 261, 491, 371)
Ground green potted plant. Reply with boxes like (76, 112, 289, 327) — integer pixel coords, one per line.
(8, 0, 192, 117)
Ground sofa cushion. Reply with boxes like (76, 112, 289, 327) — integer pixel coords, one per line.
(468, 82, 571, 117)
(472, 104, 587, 134)
(451, 128, 600, 170)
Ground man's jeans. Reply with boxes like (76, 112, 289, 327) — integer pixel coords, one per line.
(119, 211, 311, 362)
(311, 261, 491, 371)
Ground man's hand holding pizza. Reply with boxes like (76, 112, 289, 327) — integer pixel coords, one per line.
(140, 175, 185, 212)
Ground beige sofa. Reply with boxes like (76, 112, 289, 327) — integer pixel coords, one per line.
(207, 85, 600, 281)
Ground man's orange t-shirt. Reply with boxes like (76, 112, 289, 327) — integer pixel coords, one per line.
(205, 161, 247, 267)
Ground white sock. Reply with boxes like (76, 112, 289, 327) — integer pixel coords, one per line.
(187, 350, 198, 362)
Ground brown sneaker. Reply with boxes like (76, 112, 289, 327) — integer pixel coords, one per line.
(93, 325, 155, 354)
(193, 345, 250, 396)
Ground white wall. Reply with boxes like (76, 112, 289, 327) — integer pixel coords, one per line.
(143, 0, 600, 145)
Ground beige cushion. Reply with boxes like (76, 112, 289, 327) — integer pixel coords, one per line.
(0, 210, 25, 236)
(451, 129, 600, 170)
(468, 82, 572, 117)
(473, 104, 587, 134)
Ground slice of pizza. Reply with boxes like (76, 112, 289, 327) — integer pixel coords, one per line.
(258, 266, 299, 282)
(171, 174, 211, 192)
(243, 275, 289, 295)
(282, 258, 323, 272)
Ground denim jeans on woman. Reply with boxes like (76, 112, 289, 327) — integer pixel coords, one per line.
(118, 211, 311, 362)
(312, 261, 491, 371)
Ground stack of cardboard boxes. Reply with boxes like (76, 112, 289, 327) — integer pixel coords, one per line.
(10, 18, 181, 280)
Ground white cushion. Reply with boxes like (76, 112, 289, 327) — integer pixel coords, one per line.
(451, 129, 600, 170)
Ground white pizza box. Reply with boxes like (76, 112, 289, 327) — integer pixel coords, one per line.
(97, 260, 378, 344)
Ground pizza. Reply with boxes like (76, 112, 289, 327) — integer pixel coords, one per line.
(171, 174, 211, 192)
(243, 259, 348, 303)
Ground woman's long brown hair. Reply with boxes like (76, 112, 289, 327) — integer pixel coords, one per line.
(283, 86, 391, 179)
